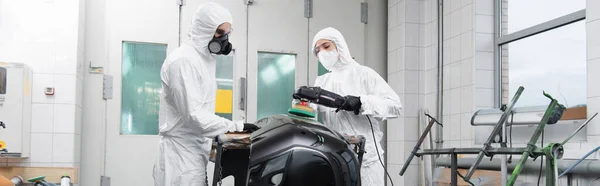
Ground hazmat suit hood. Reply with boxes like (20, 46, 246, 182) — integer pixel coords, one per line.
(188, 2, 233, 55)
(307, 27, 403, 186)
(311, 27, 359, 72)
(154, 3, 243, 186)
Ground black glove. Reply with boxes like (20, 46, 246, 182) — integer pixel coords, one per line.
(243, 123, 260, 132)
(336, 95, 362, 115)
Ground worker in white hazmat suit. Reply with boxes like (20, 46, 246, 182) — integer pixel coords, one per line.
(153, 3, 258, 186)
(304, 27, 403, 186)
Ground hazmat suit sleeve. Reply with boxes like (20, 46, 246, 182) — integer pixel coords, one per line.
(166, 59, 243, 137)
(357, 67, 403, 121)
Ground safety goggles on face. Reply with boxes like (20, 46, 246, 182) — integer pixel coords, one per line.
(215, 28, 233, 37)
(313, 41, 334, 56)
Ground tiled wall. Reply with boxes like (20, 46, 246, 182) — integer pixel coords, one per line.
(387, 0, 438, 185)
(0, 0, 84, 169)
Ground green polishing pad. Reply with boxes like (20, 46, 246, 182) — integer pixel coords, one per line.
(288, 108, 316, 118)
(27, 175, 46, 182)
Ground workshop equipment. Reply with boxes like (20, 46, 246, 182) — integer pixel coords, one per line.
(399, 87, 591, 186)
(211, 114, 365, 186)
(28, 176, 57, 186)
(0, 63, 33, 158)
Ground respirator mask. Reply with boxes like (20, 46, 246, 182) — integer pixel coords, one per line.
(208, 33, 233, 55)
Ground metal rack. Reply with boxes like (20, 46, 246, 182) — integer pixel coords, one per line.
(399, 86, 596, 186)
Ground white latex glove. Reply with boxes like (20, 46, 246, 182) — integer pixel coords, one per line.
(227, 120, 244, 132)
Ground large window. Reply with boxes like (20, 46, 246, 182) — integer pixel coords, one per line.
(498, 0, 587, 116)
(120, 41, 167, 135)
(256, 52, 296, 120)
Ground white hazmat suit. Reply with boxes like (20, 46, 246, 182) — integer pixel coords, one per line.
(153, 3, 243, 186)
(310, 27, 403, 186)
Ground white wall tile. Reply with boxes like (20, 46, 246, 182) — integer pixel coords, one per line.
(388, 51, 398, 74)
(397, 47, 406, 71)
(475, 51, 494, 70)
(475, 70, 494, 89)
(443, 65, 450, 90)
(450, 0, 461, 13)
(423, 23, 432, 48)
(588, 0, 600, 22)
(405, 47, 420, 70)
(461, 31, 473, 60)
(32, 73, 55, 103)
(387, 141, 404, 164)
(404, 71, 420, 94)
(461, 113, 473, 140)
(450, 114, 461, 140)
(423, 0, 432, 24)
(475, 0, 493, 16)
(462, 0, 473, 7)
(31, 103, 54, 133)
(403, 117, 420, 140)
(389, 5, 399, 30)
(390, 72, 404, 94)
(76, 77, 83, 108)
(443, 39, 451, 65)
(588, 44, 600, 60)
(475, 33, 494, 52)
(443, 90, 450, 116)
(54, 75, 77, 104)
(389, 0, 400, 7)
(388, 28, 399, 52)
(451, 11, 462, 38)
(406, 23, 421, 47)
(406, 0, 421, 23)
(397, 0, 406, 24)
(450, 36, 461, 63)
(75, 106, 82, 137)
(54, 104, 76, 133)
(75, 134, 81, 163)
(53, 50, 77, 75)
(450, 88, 461, 115)
(461, 4, 474, 33)
(450, 62, 461, 89)
(460, 139, 473, 148)
(387, 118, 404, 142)
(475, 15, 493, 34)
(461, 86, 474, 113)
(588, 21, 600, 60)
(52, 134, 74, 162)
(443, 16, 451, 40)
(30, 133, 53, 163)
(461, 58, 473, 86)
(588, 58, 600, 98)
(404, 94, 420, 118)
(475, 88, 494, 107)
(443, 116, 451, 140)
(443, 0, 451, 16)
(27, 43, 56, 74)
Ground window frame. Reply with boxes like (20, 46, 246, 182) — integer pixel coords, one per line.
(493, 0, 586, 108)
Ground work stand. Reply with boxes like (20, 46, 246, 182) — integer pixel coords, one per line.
(399, 86, 597, 186)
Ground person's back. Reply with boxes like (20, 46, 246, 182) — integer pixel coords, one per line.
(153, 3, 243, 186)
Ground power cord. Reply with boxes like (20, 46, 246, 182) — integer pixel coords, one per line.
(537, 129, 544, 186)
(366, 115, 394, 186)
